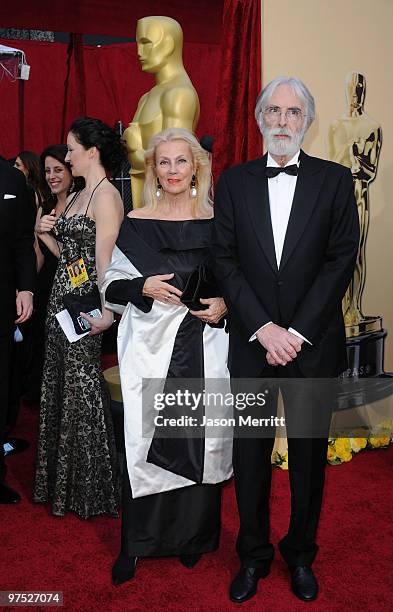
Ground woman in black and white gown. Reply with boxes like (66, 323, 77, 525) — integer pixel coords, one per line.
(103, 127, 232, 584)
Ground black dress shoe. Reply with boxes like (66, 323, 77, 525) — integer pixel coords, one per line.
(112, 553, 138, 586)
(229, 565, 270, 603)
(290, 565, 318, 601)
(179, 553, 202, 568)
(0, 482, 21, 504)
(3, 438, 30, 457)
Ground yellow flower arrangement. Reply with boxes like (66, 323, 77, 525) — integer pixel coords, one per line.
(368, 421, 393, 449)
(272, 450, 288, 470)
(334, 438, 354, 462)
(368, 435, 391, 449)
(327, 442, 338, 464)
(349, 430, 368, 454)
(327, 437, 353, 464)
(273, 422, 392, 469)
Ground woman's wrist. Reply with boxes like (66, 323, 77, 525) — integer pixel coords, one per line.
(142, 278, 150, 297)
(102, 306, 114, 324)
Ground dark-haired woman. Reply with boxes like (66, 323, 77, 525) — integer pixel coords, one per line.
(34, 118, 124, 518)
(25, 146, 78, 404)
(14, 150, 46, 206)
(36, 144, 85, 281)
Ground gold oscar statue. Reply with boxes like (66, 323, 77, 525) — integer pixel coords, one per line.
(328, 72, 382, 337)
(124, 16, 200, 207)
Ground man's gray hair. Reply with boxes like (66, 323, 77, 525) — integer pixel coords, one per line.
(255, 76, 315, 131)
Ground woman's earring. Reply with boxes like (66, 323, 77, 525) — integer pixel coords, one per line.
(156, 177, 163, 199)
(190, 174, 197, 198)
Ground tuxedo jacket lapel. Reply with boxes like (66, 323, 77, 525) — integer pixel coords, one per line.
(279, 150, 325, 272)
(245, 155, 278, 274)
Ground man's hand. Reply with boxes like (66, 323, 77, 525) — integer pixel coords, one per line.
(15, 291, 33, 324)
(190, 297, 227, 324)
(256, 323, 303, 366)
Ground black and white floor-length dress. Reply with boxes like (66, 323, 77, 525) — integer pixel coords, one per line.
(103, 217, 232, 556)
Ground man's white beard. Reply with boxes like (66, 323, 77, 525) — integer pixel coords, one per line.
(263, 126, 305, 158)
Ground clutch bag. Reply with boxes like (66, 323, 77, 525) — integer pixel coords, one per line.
(180, 264, 219, 311)
(63, 284, 102, 335)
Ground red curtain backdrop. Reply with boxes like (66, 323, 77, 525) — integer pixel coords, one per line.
(0, 39, 220, 159)
(0, 0, 261, 178)
(214, 0, 262, 176)
(0, 0, 224, 44)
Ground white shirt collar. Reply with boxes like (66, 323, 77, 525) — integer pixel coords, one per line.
(267, 150, 300, 168)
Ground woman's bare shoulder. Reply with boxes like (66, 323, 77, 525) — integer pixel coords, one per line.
(127, 208, 153, 219)
(94, 185, 123, 212)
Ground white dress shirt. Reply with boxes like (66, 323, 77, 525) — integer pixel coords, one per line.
(267, 151, 299, 266)
(250, 151, 311, 345)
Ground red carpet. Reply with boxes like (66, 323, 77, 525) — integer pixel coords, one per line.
(1, 402, 392, 611)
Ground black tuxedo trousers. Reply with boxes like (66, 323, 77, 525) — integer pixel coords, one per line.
(232, 361, 330, 567)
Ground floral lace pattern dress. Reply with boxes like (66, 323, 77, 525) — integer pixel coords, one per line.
(34, 214, 119, 519)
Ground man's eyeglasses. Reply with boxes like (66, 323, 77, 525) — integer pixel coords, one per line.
(263, 106, 305, 121)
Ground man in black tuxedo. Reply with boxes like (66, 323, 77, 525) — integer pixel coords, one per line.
(0, 157, 36, 503)
(211, 77, 359, 603)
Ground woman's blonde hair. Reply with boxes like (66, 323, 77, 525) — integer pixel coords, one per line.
(142, 127, 213, 218)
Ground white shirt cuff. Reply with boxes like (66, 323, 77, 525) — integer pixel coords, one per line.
(288, 327, 312, 345)
(249, 323, 312, 345)
(249, 321, 272, 342)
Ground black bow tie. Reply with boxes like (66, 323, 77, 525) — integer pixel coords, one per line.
(265, 164, 298, 178)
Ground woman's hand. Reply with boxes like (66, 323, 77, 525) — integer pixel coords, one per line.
(35, 209, 57, 234)
(142, 273, 182, 305)
(190, 297, 227, 324)
(79, 308, 113, 336)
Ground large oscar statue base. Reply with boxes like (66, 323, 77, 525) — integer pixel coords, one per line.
(338, 317, 393, 410)
(339, 317, 393, 410)
(344, 316, 387, 378)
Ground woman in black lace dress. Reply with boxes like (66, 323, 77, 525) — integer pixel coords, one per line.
(103, 128, 231, 584)
(34, 118, 124, 518)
